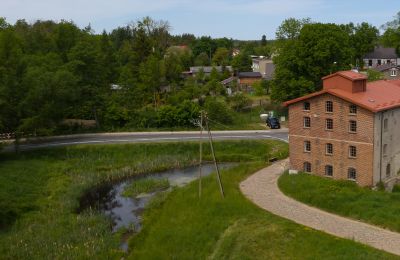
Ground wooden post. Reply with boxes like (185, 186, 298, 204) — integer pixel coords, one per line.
(205, 114, 225, 198)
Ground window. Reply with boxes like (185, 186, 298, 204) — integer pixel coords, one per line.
(303, 117, 311, 128)
(325, 165, 333, 176)
(368, 60, 372, 66)
(349, 104, 357, 114)
(303, 162, 311, 173)
(387, 59, 391, 64)
(348, 167, 357, 180)
(349, 120, 357, 133)
(303, 101, 310, 111)
(349, 146, 357, 158)
(384, 118, 388, 132)
(304, 141, 311, 152)
(325, 101, 333, 113)
(326, 143, 333, 155)
(391, 70, 397, 77)
(378, 59, 381, 65)
(383, 144, 387, 156)
(326, 118, 333, 130)
(386, 164, 391, 178)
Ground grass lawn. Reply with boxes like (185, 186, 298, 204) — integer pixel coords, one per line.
(0, 140, 286, 259)
(279, 172, 400, 233)
(128, 169, 396, 258)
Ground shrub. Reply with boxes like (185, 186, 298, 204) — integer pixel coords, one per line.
(204, 97, 233, 124)
(392, 184, 400, 193)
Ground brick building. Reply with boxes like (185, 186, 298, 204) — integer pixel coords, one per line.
(284, 71, 400, 187)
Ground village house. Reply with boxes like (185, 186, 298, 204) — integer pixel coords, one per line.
(284, 71, 400, 187)
(251, 57, 275, 80)
(371, 63, 400, 80)
(182, 66, 233, 77)
(363, 46, 400, 68)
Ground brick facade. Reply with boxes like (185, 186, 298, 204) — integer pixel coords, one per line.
(288, 93, 375, 186)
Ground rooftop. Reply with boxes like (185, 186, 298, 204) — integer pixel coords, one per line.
(284, 71, 400, 113)
(238, 72, 262, 78)
(364, 46, 399, 59)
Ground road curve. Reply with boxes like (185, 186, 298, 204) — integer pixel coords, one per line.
(240, 159, 400, 256)
(3, 129, 288, 151)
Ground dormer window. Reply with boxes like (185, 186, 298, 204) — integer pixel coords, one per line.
(303, 101, 310, 111)
(390, 70, 397, 77)
(326, 101, 333, 113)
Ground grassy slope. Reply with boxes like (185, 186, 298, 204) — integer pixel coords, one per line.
(279, 173, 400, 233)
(128, 171, 396, 258)
(0, 140, 283, 259)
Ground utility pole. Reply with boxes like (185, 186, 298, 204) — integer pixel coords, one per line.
(205, 113, 225, 198)
(198, 111, 203, 198)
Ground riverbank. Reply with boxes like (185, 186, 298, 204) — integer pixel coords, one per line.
(0, 140, 286, 259)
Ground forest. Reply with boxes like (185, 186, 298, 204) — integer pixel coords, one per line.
(0, 13, 399, 136)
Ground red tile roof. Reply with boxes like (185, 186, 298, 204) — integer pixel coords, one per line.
(284, 78, 400, 113)
(322, 70, 367, 81)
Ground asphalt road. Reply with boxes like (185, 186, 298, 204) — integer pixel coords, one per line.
(3, 129, 288, 152)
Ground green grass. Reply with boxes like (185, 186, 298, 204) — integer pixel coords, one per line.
(279, 172, 400, 233)
(0, 140, 285, 259)
(122, 178, 170, 197)
(128, 163, 397, 259)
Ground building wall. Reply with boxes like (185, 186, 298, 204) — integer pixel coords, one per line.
(363, 58, 398, 68)
(288, 93, 375, 186)
(239, 77, 261, 86)
(373, 108, 400, 187)
(382, 69, 400, 80)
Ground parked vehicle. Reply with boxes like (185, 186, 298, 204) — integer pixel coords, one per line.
(266, 116, 281, 129)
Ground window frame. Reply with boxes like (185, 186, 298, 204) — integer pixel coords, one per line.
(303, 162, 312, 173)
(325, 143, 333, 155)
(391, 70, 397, 77)
(303, 116, 311, 128)
(304, 140, 311, 152)
(383, 118, 388, 132)
(348, 167, 357, 180)
(325, 165, 333, 177)
(303, 101, 310, 111)
(349, 120, 357, 133)
(349, 145, 357, 158)
(326, 118, 333, 130)
(349, 104, 357, 115)
(325, 101, 333, 113)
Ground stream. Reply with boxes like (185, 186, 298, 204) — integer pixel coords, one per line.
(79, 163, 235, 251)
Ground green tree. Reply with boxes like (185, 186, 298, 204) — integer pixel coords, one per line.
(232, 53, 252, 72)
(212, 47, 229, 66)
(272, 23, 352, 101)
(194, 52, 210, 66)
(276, 17, 311, 40)
(349, 23, 379, 67)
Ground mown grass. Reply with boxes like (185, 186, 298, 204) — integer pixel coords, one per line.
(279, 172, 400, 233)
(0, 140, 284, 259)
(128, 163, 397, 259)
(122, 178, 170, 197)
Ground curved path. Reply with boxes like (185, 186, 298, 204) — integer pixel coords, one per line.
(240, 159, 400, 256)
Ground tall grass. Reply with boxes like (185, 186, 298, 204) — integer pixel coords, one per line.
(122, 178, 170, 197)
(128, 164, 396, 259)
(279, 172, 400, 233)
(0, 140, 286, 259)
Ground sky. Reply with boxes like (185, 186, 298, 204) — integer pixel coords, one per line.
(1, 0, 399, 40)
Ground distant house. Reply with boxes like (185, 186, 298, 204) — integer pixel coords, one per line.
(220, 76, 237, 96)
(238, 72, 262, 91)
(371, 63, 400, 80)
(363, 46, 400, 68)
(252, 57, 275, 80)
(182, 66, 233, 77)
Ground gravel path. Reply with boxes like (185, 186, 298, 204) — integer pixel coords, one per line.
(240, 159, 400, 256)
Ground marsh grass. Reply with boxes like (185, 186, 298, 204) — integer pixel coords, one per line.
(122, 178, 170, 197)
(0, 140, 285, 259)
(279, 172, 400, 233)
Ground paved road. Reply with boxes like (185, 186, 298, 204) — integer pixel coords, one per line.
(3, 129, 288, 151)
(240, 159, 400, 256)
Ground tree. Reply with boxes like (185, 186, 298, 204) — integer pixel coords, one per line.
(261, 35, 267, 46)
(381, 11, 400, 49)
(271, 23, 352, 101)
(231, 53, 252, 72)
(212, 47, 229, 66)
(139, 55, 165, 108)
(194, 52, 210, 66)
(349, 23, 379, 67)
(275, 17, 311, 40)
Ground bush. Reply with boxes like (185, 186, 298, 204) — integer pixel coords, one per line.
(392, 184, 400, 193)
(229, 92, 251, 112)
(204, 97, 233, 124)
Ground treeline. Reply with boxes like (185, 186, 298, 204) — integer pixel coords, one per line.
(0, 17, 266, 135)
(271, 14, 400, 101)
